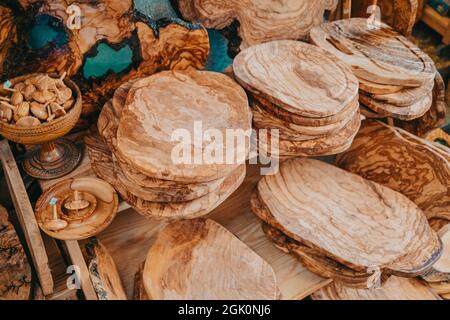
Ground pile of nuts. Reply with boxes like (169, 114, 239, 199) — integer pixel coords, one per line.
(0, 73, 74, 127)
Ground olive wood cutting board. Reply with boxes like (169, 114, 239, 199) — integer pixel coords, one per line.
(233, 40, 359, 118)
(116, 70, 251, 183)
(310, 18, 436, 87)
(142, 219, 280, 300)
(254, 158, 442, 276)
(337, 120, 450, 221)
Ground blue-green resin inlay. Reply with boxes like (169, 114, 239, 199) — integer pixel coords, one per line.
(27, 15, 68, 49)
(83, 43, 133, 79)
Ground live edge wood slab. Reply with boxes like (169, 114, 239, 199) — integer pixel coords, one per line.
(1, 0, 209, 115)
(38, 155, 331, 300)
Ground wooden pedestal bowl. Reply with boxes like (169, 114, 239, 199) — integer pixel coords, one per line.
(0, 73, 82, 180)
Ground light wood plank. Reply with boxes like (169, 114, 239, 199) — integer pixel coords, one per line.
(64, 240, 98, 300)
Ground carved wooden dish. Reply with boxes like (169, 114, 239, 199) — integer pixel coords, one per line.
(142, 219, 280, 300)
(35, 177, 119, 240)
(251, 158, 442, 286)
(0, 73, 82, 179)
(337, 120, 450, 221)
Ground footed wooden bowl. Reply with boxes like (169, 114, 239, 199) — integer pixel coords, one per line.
(0, 73, 82, 179)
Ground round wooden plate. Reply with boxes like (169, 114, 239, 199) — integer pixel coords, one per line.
(85, 129, 246, 221)
(116, 70, 252, 183)
(255, 158, 441, 276)
(143, 219, 280, 300)
(35, 177, 119, 240)
(310, 18, 436, 87)
(99, 97, 228, 201)
(233, 40, 359, 118)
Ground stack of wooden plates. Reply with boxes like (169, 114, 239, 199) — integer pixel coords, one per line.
(85, 70, 252, 220)
(233, 40, 361, 159)
(250, 158, 442, 288)
(310, 18, 437, 121)
(337, 120, 450, 222)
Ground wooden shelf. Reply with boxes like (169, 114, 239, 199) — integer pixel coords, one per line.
(422, 5, 450, 45)
(38, 147, 331, 300)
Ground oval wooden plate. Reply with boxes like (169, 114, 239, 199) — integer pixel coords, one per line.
(255, 158, 441, 276)
(143, 219, 280, 300)
(310, 18, 436, 87)
(233, 40, 359, 118)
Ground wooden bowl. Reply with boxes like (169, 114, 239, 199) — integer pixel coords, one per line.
(0, 73, 82, 145)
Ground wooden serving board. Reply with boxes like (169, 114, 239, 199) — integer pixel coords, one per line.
(173, 0, 338, 50)
(39, 160, 331, 299)
(312, 277, 441, 300)
(310, 18, 436, 87)
(233, 40, 359, 118)
(337, 120, 450, 221)
(143, 219, 280, 300)
(255, 158, 441, 276)
(116, 70, 251, 183)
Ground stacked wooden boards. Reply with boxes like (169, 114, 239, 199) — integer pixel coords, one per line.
(233, 40, 361, 159)
(336, 120, 450, 222)
(312, 276, 441, 300)
(172, 0, 338, 51)
(85, 70, 252, 220)
(250, 158, 442, 288)
(310, 18, 437, 121)
(141, 219, 280, 300)
(0, 205, 32, 300)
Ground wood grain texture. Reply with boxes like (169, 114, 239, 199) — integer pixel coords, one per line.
(2, 1, 209, 115)
(360, 91, 433, 121)
(251, 94, 359, 127)
(99, 95, 227, 202)
(173, 0, 338, 50)
(233, 40, 359, 118)
(116, 70, 251, 183)
(143, 219, 280, 300)
(0, 205, 32, 300)
(310, 18, 436, 87)
(0, 140, 54, 296)
(362, 78, 434, 107)
(395, 72, 447, 137)
(59, 163, 330, 300)
(258, 110, 361, 158)
(85, 238, 127, 300)
(312, 276, 440, 300)
(336, 120, 450, 221)
(254, 158, 441, 277)
(251, 99, 357, 137)
(0, 5, 16, 76)
(35, 177, 119, 240)
(85, 128, 246, 221)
